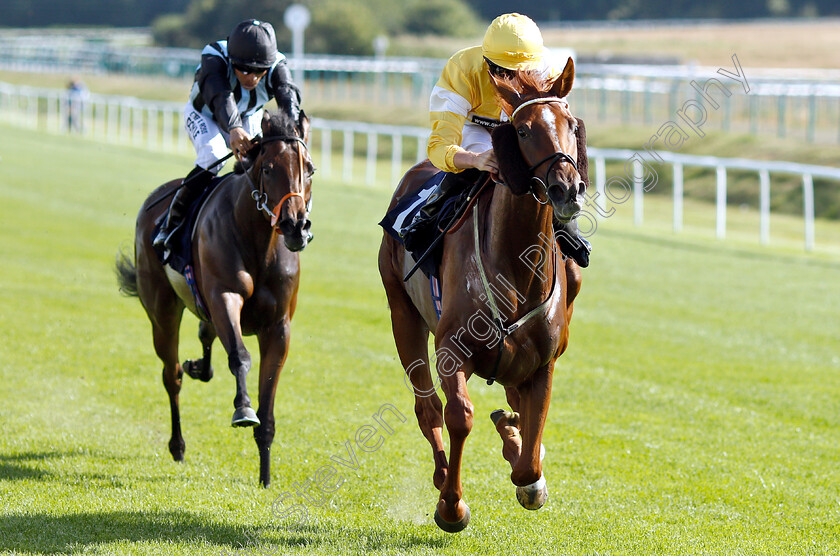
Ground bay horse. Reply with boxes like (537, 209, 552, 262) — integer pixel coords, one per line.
(116, 110, 314, 487)
(378, 58, 585, 532)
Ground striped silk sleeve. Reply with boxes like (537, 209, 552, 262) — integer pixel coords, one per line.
(426, 62, 473, 173)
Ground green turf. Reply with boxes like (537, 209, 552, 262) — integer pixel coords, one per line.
(0, 123, 838, 555)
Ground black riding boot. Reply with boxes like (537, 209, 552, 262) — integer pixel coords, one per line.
(553, 218, 592, 268)
(401, 170, 478, 251)
(153, 166, 213, 254)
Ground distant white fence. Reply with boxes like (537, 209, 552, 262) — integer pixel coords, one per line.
(1, 81, 837, 251)
(3, 35, 840, 143)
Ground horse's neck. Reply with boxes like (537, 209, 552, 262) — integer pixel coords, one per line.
(482, 186, 556, 300)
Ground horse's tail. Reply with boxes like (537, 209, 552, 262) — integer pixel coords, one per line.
(115, 247, 138, 298)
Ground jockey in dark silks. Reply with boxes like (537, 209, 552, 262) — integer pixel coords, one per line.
(154, 19, 302, 256)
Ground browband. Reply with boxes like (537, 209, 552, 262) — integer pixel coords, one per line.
(510, 96, 567, 120)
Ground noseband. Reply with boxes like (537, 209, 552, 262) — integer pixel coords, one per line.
(510, 97, 579, 200)
(245, 135, 311, 232)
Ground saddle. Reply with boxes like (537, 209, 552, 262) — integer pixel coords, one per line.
(379, 171, 488, 281)
(152, 175, 227, 273)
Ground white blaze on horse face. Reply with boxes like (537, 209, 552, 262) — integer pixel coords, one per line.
(536, 104, 576, 181)
(538, 104, 561, 147)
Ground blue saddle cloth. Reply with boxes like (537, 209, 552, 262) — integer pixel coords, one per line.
(378, 171, 461, 281)
(379, 171, 461, 319)
(152, 175, 227, 274)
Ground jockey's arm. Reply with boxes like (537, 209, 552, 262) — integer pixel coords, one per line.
(452, 149, 498, 175)
(198, 53, 252, 158)
(198, 53, 244, 134)
(267, 60, 302, 123)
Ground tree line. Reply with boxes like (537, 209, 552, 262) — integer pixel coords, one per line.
(3, 0, 836, 55)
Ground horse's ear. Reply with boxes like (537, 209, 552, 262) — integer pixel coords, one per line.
(575, 117, 589, 188)
(491, 123, 531, 196)
(298, 109, 310, 143)
(551, 57, 575, 99)
(261, 110, 271, 134)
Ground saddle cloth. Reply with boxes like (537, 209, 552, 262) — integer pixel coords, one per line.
(151, 174, 229, 321)
(379, 171, 465, 280)
(379, 171, 462, 319)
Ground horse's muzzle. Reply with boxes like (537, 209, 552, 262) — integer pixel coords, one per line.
(547, 181, 586, 223)
(277, 217, 312, 252)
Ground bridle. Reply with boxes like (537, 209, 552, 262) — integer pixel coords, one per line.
(509, 97, 579, 204)
(244, 135, 312, 233)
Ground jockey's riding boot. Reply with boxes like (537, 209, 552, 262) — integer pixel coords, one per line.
(553, 218, 592, 268)
(153, 166, 213, 254)
(401, 170, 480, 252)
(417, 173, 459, 221)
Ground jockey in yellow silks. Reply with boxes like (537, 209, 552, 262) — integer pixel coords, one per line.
(403, 13, 591, 267)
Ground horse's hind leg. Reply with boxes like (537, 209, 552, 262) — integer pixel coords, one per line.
(136, 231, 187, 461)
(149, 307, 186, 461)
(381, 266, 448, 490)
(491, 386, 523, 470)
(184, 321, 216, 382)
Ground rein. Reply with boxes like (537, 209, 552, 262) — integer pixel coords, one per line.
(244, 135, 310, 233)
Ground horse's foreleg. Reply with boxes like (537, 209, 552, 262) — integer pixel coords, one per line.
(435, 357, 474, 533)
(511, 362, 554, 510)
(184, 321, 216, 382)
(564, 258, 582, 310)
(491, 387, 522, 470)
(254, 319, 291, 488)
(208, 291, 259, 427)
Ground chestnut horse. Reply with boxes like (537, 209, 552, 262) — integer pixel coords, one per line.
(378, 58, 585, 531)
(116, 110, 314, 487)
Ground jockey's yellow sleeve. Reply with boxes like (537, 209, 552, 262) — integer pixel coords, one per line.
(427, 46, 561, 173)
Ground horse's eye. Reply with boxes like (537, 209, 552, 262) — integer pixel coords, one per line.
(517, 127, 528, 139)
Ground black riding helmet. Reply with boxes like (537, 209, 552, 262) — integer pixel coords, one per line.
(228, 19, 277, 70)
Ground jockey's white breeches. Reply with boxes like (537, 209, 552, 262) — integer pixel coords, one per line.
(183, 105, 263, 174)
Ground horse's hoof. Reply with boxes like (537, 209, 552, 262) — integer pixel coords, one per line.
(168, 438, 185, 461)
(231, 406, 260, 427)
(183, 360, 213, 382)
(516, 474, 547, 510)
(490, 409, 506, 425)
(490, 409, 520, 429)
(434, 504, 470, 533)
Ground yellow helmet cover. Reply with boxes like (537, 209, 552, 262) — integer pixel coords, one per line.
(481, 13, 546, 71)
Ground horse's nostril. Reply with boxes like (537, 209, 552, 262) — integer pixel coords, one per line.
(577, 182, 586, 196)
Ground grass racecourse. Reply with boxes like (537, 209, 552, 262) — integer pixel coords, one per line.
(0, 122, 839, 555)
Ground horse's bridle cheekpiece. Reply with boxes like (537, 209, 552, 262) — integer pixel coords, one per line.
(245, 135, 311, 233)
(510, 96, 579, 200)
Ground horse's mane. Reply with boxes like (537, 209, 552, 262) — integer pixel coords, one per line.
(234, 110, 298, 174)
(264, 110, 297, 138)
(494, 71, 559, 116)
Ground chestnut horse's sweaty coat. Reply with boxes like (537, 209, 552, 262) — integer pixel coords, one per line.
(116, 110, 314, 487)
(378, 58, 586, 532)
